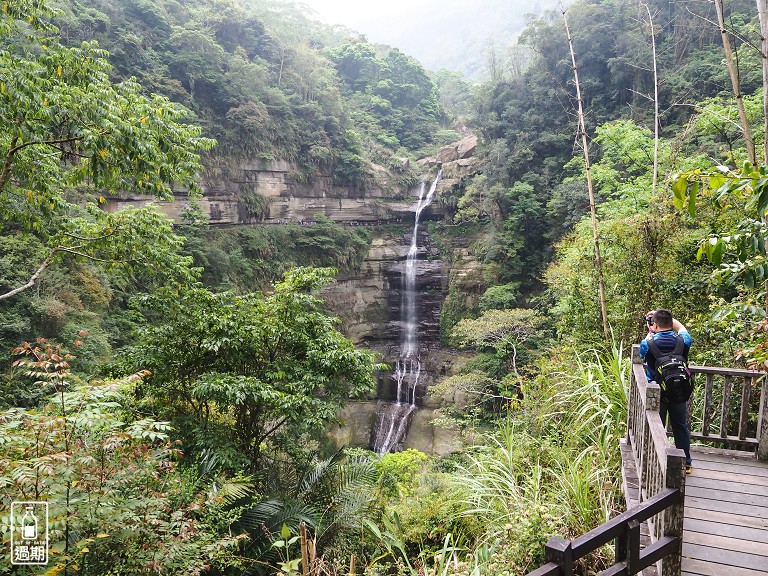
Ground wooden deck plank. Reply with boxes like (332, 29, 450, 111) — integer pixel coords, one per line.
(686, 506, 768, 530)
(684, 530, 768, 556)
(688, 453, 768, 477)
(686, 475, 768, 497)
(685, 517, 768, 543)
(690, 451, 768, 466)
(692, 466, 768, 488)
(688, 458, 768, 478)
(686, 485, 768, 509)
(682, 542, 768, 571)
(689, 444, 762, 458)
(682, 557, 768, 576)
(685, 494, 768, 519)
(683, 452, 768, 574)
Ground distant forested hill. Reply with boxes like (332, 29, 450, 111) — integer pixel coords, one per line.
(441, 0, 756, 302)
(53, 0, 458, 186)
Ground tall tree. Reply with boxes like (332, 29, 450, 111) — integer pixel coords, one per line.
(0, 0, 214, 302)
(125, 267, 379, 472)
(641, 1, 660, 195)
(758, 0, 768, 165)
(561, 4, 610, 341)
(715, 0, 757, 167)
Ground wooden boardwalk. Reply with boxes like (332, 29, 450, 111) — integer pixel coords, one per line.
(622, 444, 768, 576)
(682, 447, 768, 576)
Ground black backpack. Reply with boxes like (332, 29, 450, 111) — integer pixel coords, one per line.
(647, 336, 694, 403)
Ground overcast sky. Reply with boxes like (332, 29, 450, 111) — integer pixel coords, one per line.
(292, 0, 554, 78)
(296, 0, 418, 33)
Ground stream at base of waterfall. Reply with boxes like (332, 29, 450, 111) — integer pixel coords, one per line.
(372, 170, 442, 454)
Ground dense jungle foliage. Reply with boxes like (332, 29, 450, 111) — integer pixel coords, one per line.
(54, 0, 447, 180)
(4, 0, 768, 574)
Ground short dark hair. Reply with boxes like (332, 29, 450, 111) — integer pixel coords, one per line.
(653, 309, 673, 329)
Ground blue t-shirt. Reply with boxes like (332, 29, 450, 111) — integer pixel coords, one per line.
(639, 329, 692, 382)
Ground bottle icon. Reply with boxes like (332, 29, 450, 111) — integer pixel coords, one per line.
(20, 506, 37, 540)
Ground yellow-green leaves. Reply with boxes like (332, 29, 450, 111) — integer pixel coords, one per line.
(670, 170, 704, 218)
(671, 173, 687, 210)
(697, 236, 727, 267)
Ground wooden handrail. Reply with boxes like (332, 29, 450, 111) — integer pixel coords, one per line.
(571, 488, 680, 556)
(684, 365, 768, 457)
(629, 350, 768, 458)
(689, 365, 765, 377)
(524, 490, 681, 576)
(622, 347, 685, 575)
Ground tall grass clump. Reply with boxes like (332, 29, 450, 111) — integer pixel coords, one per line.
(446, 341, 630, 575)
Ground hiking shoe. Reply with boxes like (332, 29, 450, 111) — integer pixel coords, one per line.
(685, 464, 693, 475)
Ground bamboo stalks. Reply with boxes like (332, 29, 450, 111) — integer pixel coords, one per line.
(641, 2, 660, 196)
(756, 0, 768, 315)
(759, 0, 768, 166)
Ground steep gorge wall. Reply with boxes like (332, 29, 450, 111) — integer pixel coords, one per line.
(104, 135, 479, 227)
(105, 136, 484, 454)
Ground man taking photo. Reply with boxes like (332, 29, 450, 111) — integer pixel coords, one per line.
(640, 308, 694, 474)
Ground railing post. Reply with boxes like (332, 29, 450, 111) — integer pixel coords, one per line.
(629, 345, 642, 445)
(626, 519, 640, 575)
(615, 530, 627, 564)
(660, 447, 685, 576)
(721, 375, 733, 438)
(545, 537, 573, 576)
(759, 375, 768, 461)
(646, 381, 660, 412)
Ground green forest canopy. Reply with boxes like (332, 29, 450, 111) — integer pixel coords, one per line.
(4, 0, 768, 573)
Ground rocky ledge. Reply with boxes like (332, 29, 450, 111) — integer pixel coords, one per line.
(103, 135, 479, 227)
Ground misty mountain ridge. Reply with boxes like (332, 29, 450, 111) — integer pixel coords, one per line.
(314, 0, 561, 79)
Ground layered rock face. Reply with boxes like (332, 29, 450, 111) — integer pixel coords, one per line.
(104, 158, 422, 224)
(323, 219, 466, 455)
(323, 194, 484, 455)
(104, 135, 479, 227)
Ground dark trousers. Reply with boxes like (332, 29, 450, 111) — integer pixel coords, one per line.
(660, 398, 692, 465)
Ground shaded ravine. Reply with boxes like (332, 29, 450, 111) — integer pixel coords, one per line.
(372, 170, 442, 454)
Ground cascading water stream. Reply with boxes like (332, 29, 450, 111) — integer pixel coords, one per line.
(372, 169, 442, 454)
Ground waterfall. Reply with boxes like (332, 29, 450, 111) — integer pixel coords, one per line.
(372, 169, 442, 454)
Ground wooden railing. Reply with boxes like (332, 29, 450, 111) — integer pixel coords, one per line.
(625, 345, 686, 575)
(525, 488, 682, 576)
(686, 365, 768, 459)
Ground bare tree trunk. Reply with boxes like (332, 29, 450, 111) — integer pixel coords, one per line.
(561, 4, 610, 341)
(300, 522, 310, 576)
(486, 39, 502, 83)
(642, 2, 660, 195)
(0, 251, 56, 302)
(758, 0, 768, 165)
(757, 0, 768, 314)
(715, 0, 757, 167)
(277, 51, 285, 88)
